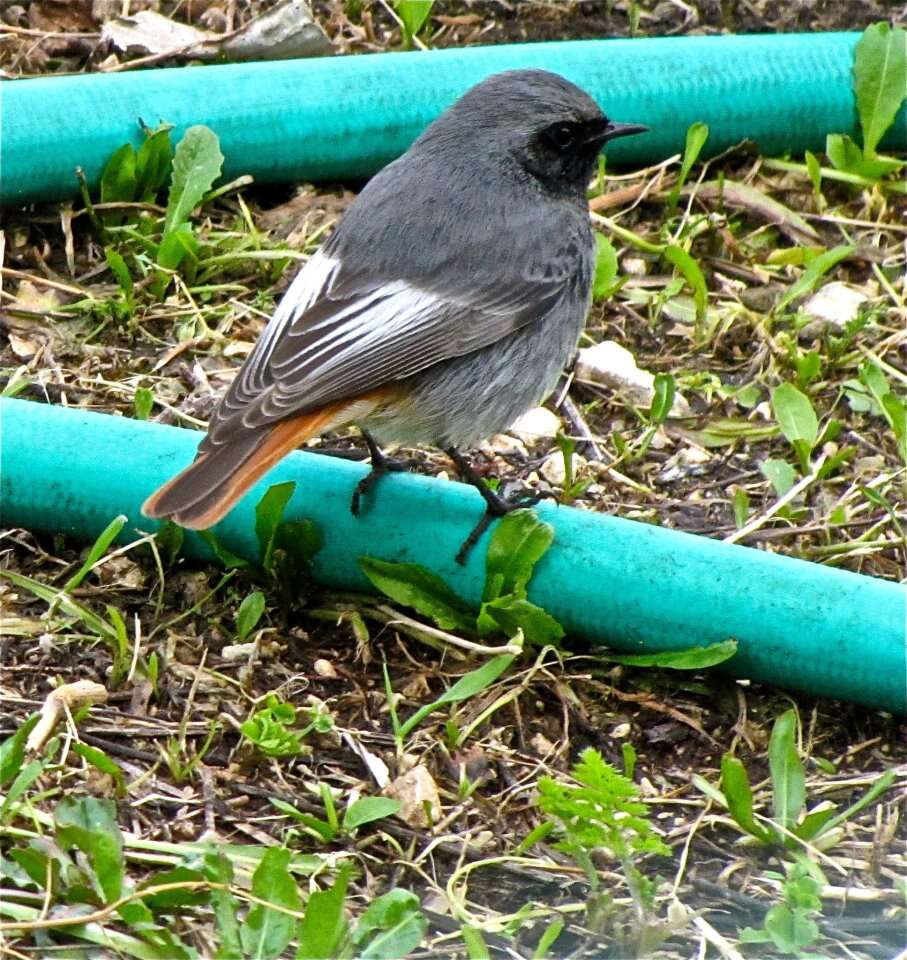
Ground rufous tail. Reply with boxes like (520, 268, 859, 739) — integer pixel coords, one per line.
(142, 402, 355, 530)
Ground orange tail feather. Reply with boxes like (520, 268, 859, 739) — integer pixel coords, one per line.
(142, 393, 386, 529)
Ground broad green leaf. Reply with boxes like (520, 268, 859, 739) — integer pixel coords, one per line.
(135, 126, 174, 201)
(596, 639, 738, 670)
(237, 590, 266, 642)
(296, 864, 351, 960)
(164, 125, 224, 236)
(854, 23, 907, 157)
(483, 509, 554, 602)
(650, 373, 676, 423)
(55, 796, 124, 903)
(100, 142, 137, 205)
(719, 754, 773, 843)
(69, 743, 126, 796)
(156, 222, 197, 272)
(203, 851, 243, 960)
(241, 847, 302, 960)
(768, 709, 806, 833)
(0, 715, 39, 787)
(664, 245, 707, 326)
(478, 596, 564, 646)
(771, 383, 818, 448)
(764, 904, 819, 953)
(592, 233, 619, 301)
(668, 120, 709, 209)
(793, 805, 839, 842)
(105, 248, 134, 313)
(255, 481, 295, 569)
(395, 0, 434, 47)
(134, 386, 154, 421)
(359, 557, 475, 633)
(352, 888, 427, 959)
(760, 458, 797, 496)
(826, 133, 904, 178)
(342, 797, 401, 832)
(775, 245, 854, 312)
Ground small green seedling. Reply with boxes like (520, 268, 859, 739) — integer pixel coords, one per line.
(740, 857, 827, 957)
(395, 0, 435, 48)
(272, 790, 401, 844)
(235, 590, 266, 642)
(133, 385, 154, 420)
(591, 233, 622, 301)
(553, 432, 594, 504)
(240, 694, 334, 758)
(859, 360, 907, 465)
(770, 383, 819, 474)
(664, 245, 708, 336)
(531, 748, 670, 954)
(0, 515, 139, 686)
(198, 481, 323, 603)
(694, 708, 896, 851)
(826, 23, 906, 181)
(667, 121, 709, 210)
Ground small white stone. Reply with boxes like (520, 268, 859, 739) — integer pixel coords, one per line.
(622, 256, 648, 276)
(540, 451, 586, 486)
(575, 341, 691, 417)
(507, 406, 562, 444)
(312, 658, 338, 678)
(484, 433, 528, 458)
(800, 282, 867, 336)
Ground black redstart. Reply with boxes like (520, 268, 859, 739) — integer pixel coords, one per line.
(143, 69, 647, 552)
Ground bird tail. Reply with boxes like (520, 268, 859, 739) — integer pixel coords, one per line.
(142, 403, 351, 530)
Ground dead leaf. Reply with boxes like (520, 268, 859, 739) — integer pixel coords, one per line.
(102, 0, 330, 64)
(384, 764, 441, 828)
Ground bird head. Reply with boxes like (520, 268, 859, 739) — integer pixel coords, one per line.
(424, 69, 648, 201)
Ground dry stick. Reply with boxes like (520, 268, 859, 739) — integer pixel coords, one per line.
(723, 454, 827, 545)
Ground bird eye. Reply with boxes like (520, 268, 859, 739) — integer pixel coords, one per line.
(547, 123, 576, 150)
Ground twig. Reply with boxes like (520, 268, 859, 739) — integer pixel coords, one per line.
(723, 455, 827, 545)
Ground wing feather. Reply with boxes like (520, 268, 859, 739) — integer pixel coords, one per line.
(203, 225, 589, 448)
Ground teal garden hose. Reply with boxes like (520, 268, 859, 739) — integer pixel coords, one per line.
(2, 32, 905, 204)
(1, 398, 904, 713)
(1, 34, 904, 711)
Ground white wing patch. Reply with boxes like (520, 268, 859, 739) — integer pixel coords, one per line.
(253, 250, 340, 369)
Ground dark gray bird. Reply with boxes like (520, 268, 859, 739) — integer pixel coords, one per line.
(143, 69, 646, 550)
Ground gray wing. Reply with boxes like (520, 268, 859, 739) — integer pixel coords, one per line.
(203, 234, 588, 449)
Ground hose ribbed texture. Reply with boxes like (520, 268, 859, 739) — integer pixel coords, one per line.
(3, 33, 904, 204)
(2, 398, 904, 712)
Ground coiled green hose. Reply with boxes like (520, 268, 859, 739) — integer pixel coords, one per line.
(2, 398, 904, 712)
(3, 32, 904, 204)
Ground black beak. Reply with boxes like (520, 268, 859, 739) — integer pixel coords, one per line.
(600, 120, 649, 143)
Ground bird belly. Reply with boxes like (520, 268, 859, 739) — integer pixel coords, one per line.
(363, 300, 586, 449)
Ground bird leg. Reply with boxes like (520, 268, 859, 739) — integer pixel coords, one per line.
(350, 429, 417, 515)
(445, 447, 556, 565)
